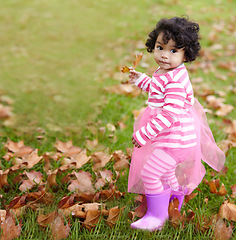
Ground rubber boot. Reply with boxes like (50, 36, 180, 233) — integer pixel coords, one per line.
(131, 188, 171, 231)
(169, 187, 187, 212)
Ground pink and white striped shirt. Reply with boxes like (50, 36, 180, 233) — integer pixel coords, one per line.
(133, 64, 197, 148)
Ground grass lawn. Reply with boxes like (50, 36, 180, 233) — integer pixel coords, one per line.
(0, 0, 235, 239)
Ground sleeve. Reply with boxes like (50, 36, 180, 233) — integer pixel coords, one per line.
(133, 81, 187, 147)
(134, 73, 152, 92)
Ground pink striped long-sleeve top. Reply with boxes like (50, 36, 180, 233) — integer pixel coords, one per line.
(133, 64, 196, 148)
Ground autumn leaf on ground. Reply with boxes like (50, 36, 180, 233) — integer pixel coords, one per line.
(213, 218, 233, 240)
(230, 184, 236, 198)
(168, 198, 183, 228)
(0, 210, 6, 223)
(19, 170, 44, 192)
(0, 170, 9, 189)
(0, 211, 22, 240)
(112, 150, 129, 171)
(91, 151, 112, 172)
(94, 169, 114, 189)
(128, 195, 147, 220)
(82, 210, 101, 231)
(121, 53, 143, 73)
(68, 171, 95, 194)
(104, 84, 141, 98)
(37, 211, 57, 227)
(218, 201, 236, 222)
(51, 211, 70, 240)
(105, 206, 125, 228)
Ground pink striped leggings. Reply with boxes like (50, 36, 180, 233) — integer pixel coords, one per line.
(141, 149, 180, 194)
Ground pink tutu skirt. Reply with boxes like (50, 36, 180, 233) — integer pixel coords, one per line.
(128, 98, 225, 195)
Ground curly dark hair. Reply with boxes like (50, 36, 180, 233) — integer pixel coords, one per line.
(145, 16, 201, 62)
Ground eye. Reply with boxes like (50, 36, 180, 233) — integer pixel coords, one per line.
(171, 49, 177, 53)
(156, 46, 163, 50)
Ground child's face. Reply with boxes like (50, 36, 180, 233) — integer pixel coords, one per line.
(154, 32, 186, 73)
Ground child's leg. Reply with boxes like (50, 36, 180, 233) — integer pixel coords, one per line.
(141, 149, 178, 194)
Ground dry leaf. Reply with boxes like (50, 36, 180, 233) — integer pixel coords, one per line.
(214, 218, 233, 240)
(105, 206, 124, 228)
(218, 201, 236, 222)
(0, 170, 9, 188)
(218, 183, 227, 196)
(133, 53, 143, 68)
(92, 152, 112, 171)
(121, 53, 143, 73)
(51, 212, 70, 240)
(0, 211, 22, 240)
(37, 211, 57, 227)
(112, 150, 129, 171)
(68, 171, 95, 194)
(82, 210, 101, 231)
(230, 184, 236, 198)
(0, 210, 6, 223)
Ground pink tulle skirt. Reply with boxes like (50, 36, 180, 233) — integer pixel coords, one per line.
(128, 99, 225, 195)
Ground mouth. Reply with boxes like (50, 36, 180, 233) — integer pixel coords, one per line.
(160, 61, 169, 65)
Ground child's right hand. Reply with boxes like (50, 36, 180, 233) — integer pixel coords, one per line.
(129, 69, 142, 84)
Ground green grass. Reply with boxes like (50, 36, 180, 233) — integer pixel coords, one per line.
(0, 0, 236, 239)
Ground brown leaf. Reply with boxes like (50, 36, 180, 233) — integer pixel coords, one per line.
(68, 171, 95, 194)
(133, 53, 143, 68)
(230, 184, 236, 198)
(214, 218, 233, 240)
(82, 210, 101, 231)
(54, 140, 74, 153)
(121, 66, 131, 73)
(218, 201, 236, 222)
(218, 183, 227, 196)
(112, 150, 129, 171)
(133, 195, 147, 218)
(0, 210, 6, 223)
(37, 211, 57, 227)
(51, 212, 70, 240)
(184, 192, 198, 204)
(92, 152, 112, 171)
(0, 211, 21, 240)
(209, 180, 218, 194)
(8, 195, 26, 209)
(121, 53, 143, 73)
(47, 169, 58, 188)
(94, 169, 114, 189)
(216, 104, 234, 117)
(105, 206, 124, 228)
(0, 170, 9, 189)
(72, 149, 91, 169)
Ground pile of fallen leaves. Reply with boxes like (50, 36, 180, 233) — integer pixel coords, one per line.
(0, 139, 130, 239)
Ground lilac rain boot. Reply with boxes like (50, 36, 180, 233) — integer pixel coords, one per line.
(169, 187, 187, 212)
(131, 188, 171, 231)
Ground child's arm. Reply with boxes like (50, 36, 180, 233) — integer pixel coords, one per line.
(129, 69, 152, 92)
(133, 81, 187, 147)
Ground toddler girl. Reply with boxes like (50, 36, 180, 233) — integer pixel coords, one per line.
(127, 17, 225, 231)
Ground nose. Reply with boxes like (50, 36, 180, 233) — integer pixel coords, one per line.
(161, 51, 168, 59)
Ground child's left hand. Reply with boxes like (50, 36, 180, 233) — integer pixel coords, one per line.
(132, 136, 141, 148)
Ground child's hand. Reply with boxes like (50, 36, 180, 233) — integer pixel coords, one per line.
(129, 69, 142, 84)
(132, 136, 141, 148)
